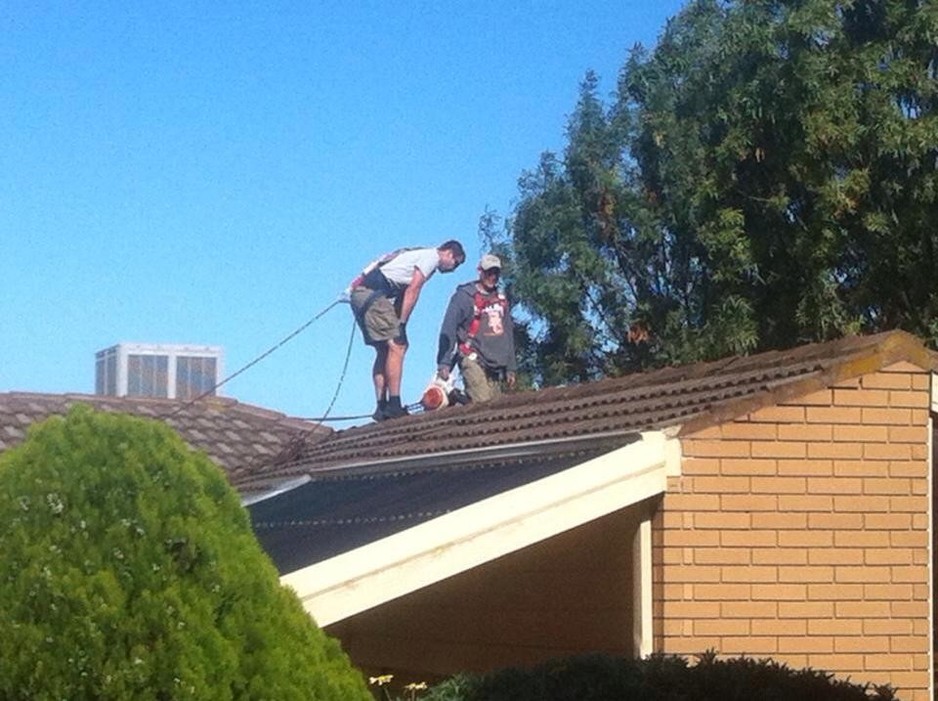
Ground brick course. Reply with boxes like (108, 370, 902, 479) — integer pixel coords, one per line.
(656, 366, 931, 701)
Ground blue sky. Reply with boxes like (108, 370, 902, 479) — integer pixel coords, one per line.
(2, 1, 685, 426)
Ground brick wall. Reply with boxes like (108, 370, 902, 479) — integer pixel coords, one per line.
(656, 362, 931, 701)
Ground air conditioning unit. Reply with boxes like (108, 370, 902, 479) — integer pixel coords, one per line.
(95, 343, 224, 400)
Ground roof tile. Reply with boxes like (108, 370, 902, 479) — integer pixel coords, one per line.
(0, 392, 327, 480)
(237, 330, 938, 492)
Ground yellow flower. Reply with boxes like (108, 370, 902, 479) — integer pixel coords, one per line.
(369, 674, 394, 686)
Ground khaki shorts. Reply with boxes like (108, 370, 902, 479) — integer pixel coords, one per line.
(350, 287, 400, 346)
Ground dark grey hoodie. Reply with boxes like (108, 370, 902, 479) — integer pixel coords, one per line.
(437, 281, 517, 372)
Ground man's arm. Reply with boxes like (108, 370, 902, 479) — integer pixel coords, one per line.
(395, 266, 427, 338)
(436, 289, 466, 373)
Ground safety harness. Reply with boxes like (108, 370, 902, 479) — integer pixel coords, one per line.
(348, 248, 418, 318)
(349, 247, 418, 293)
(458, 288, 509, 358)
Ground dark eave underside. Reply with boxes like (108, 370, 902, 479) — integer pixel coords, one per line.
(249, 443, 631, 573)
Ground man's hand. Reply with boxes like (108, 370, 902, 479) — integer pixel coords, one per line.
(393, 323, 408, 346)
(437, 366, 451, 381)
(506, 371, 516, 389)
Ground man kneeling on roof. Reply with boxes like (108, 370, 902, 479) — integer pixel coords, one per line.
(436, 253, 517, 403)
(349, 241, 465, 421)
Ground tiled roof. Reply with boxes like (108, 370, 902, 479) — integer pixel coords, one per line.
(239, 330, 938, 493)
(0, 392, 326, 481)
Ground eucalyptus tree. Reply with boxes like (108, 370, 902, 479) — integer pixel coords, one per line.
(504, 0, 938, 383)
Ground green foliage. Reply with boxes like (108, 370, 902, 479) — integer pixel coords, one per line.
(420, 674, 476, 701)
(499, 0, 938, 383)
(0, 405, 370, 701)
(423, 652, 898, 701)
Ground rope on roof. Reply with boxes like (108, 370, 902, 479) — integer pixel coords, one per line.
(167, 296, 346, 420)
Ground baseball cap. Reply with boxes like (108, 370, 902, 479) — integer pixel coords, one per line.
(479, 253, 502, 270)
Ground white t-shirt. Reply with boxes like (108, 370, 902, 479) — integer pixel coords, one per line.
(377, 248, 440, 288)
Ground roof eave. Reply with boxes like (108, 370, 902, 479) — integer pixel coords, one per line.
(281, 430, 681, 627)
(247, 429, 650, 496)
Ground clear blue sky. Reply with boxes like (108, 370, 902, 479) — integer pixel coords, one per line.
(2, 1, 685, 426)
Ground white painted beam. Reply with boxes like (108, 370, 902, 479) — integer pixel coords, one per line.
(283, 431, 679, 627)
(632, 515, 653, 658)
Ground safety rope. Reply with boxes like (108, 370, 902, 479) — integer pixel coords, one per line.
(302, 316, 357, 424)
(167, 297, 343, 418)
(165, 294, 427, 426)
(304, 403, 425, 423)
(309, 310, 429, 423)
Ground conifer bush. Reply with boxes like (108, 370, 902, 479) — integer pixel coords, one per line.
(0, 405, 370, 701)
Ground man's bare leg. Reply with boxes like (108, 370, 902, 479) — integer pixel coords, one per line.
(385, 339, 406, 397)
(373, 344, 389, 404)
(382, 339, 409, 418)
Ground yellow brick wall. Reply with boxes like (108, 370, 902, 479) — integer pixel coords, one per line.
(656, 363, 931, 701)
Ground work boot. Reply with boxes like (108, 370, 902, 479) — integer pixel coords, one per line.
(383, 404, 410, 420)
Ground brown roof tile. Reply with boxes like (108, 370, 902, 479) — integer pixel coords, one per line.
(0, 392, 327, 482)
(237, 330, 937, 492)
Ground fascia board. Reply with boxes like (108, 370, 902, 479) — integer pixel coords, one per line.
(282, 430, 678, 627)
(242, 475, 312, 506)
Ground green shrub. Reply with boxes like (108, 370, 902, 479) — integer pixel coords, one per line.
(0, 405, 370, 701)
(425, 652, 898, 701)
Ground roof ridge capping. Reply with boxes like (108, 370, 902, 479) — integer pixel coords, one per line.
(822, 329, 938, 384)
(678, 329, 938, 436)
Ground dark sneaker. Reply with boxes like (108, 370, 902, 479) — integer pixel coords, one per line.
(383, 404, 410, 420)
(372, 405, 388, 422)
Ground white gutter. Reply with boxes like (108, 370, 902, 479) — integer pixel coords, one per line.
(242, 475, 311, 506)
(263, 428, 645, 481)
(282, 430, 680, 628)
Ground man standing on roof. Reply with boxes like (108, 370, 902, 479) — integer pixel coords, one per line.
(436, 253, 517, 403)
(349, 241, 466, 421)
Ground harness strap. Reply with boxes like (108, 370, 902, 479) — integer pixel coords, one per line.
(458, 291, 484, 356)
(348, 247, 420, 293)
(459, 289, 507, 356)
